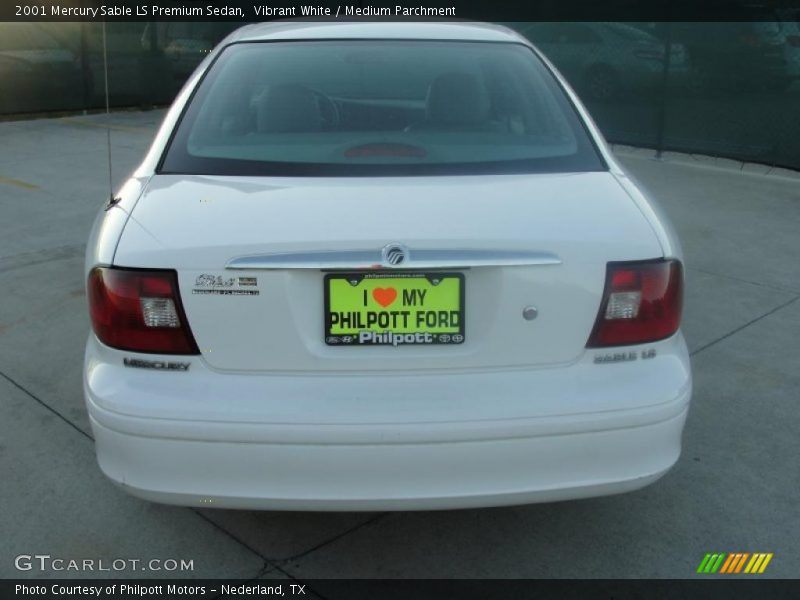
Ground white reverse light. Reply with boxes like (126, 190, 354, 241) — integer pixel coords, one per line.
(140, 297, 180, 328)
(605, 291, 641, 320)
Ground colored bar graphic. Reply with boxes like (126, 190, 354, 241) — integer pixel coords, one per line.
(697, 553, 727, 573)
(759, 553, 773, 573)
(700, 552, 773, 574)
(710, 553, 726, 573)
(719, 553, 736, 573)
(734, 553, 749, 573)
(697, 553, 713, 573)
(745, 554, 761, 573)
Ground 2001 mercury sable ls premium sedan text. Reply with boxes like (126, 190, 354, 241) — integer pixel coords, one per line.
(84, 21, 691, 511)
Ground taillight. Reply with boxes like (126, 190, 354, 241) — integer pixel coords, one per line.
(88, 267, 199, 354)
(586, 259, 683, 348)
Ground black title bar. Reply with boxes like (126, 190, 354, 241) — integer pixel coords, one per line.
(4, 0, 800, 22)
(5, 579, 800, 600)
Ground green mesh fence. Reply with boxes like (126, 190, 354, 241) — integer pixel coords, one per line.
(1, 20, 798, 169)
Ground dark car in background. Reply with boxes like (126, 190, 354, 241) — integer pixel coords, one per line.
(641, 18, 794, 93)
(514, 22, 688, 101)
(84, 22, 237, 107)
(141, 22, 238, 82)
(0, 22, 241, 115)
(776, 9, 800, 84)
(0, 23, 84, 113)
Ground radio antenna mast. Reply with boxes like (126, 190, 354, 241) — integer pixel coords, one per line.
(102, 21, 114, 203)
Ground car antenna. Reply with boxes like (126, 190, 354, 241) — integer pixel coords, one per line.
(102, 21, 118, 208)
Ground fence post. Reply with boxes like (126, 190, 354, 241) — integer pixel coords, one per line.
(80, 22, 92, 112)
(655, 19, 673, 158)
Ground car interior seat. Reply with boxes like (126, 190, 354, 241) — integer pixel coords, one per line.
(257, 84, 324, 133)
(407, 71, 497, 131)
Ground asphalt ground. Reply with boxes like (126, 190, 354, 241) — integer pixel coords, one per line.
(1, 110, 798, 582)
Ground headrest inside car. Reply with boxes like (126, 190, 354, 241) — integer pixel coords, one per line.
(426, 72, 490, 126)
(257, 84, 323, 133)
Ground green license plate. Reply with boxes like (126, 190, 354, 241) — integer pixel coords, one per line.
(324, 272, 465, 346)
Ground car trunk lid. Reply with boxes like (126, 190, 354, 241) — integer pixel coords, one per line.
(113, 172, 662, 371)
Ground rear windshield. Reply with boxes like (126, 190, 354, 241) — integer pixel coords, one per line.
(160, 40, 606, 176)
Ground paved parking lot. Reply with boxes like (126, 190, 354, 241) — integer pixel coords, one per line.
(1, 110, 799, 582)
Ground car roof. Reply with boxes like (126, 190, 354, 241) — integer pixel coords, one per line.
(228, 20, 526, 44)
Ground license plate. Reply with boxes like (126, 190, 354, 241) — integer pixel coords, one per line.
(324, 272, 464, 346)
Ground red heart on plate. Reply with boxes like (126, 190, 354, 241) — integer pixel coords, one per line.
(372, 287, 397, 308)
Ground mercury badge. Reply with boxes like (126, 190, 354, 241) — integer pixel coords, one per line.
(382, 243, 409, 267)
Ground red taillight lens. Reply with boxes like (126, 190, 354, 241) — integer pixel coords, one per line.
(586, 259, 683, 348)
(88, 267, 199, 354)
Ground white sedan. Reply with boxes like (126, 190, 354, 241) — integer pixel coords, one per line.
(84, 21, 691, 510)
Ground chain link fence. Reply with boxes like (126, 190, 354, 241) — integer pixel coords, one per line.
(1, 20, 798, 170)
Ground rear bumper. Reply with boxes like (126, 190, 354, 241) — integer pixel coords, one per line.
(90, 406, 687, 511)
(85, 334, 691, 510)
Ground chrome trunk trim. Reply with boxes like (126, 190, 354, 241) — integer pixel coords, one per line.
(226, 249, 562, 270)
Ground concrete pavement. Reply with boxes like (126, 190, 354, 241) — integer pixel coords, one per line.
(0, 110, 798, 582)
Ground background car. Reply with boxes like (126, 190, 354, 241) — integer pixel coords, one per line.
(777, 9, 800, 84)
(641, 16, 793, 93)
(0, 23, 84, 113)
(513, 22, 689, 101)
(141, 23, 238, 82)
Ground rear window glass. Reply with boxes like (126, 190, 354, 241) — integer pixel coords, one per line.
(160, 40, 606, 176)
